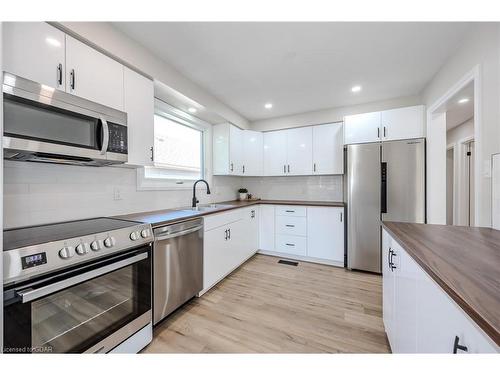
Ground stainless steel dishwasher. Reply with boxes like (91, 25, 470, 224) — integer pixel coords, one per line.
(153, 218, 203, 325)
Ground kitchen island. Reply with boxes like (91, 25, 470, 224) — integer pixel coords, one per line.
(382, 221, 500, 353)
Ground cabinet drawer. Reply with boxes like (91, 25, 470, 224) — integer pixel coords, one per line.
(275, 235, 307, 256)
(203, 209, 244, 231)
(275, 205, 307, 217)
(276, 216, 307, 236)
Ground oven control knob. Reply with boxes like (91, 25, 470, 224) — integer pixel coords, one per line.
(130, 231, 139, 241)
(141, 229, 150, 238)
(90, 240, 101, 251)
(75, 243, 89, 255)
(104, 237, 115, 248)
(59, 246, 75, 259)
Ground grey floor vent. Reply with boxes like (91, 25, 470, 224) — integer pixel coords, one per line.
(278, 259, 299, 266)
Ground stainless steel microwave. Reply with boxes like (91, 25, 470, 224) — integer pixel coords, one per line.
(2, 73, 128, 166)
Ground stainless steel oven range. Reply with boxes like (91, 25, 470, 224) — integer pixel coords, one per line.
(3, 217, 153, 354)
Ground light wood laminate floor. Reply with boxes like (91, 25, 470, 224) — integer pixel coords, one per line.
(143, 254, 390, 353)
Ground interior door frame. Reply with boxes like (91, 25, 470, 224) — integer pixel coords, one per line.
(426, 65, 481, 225)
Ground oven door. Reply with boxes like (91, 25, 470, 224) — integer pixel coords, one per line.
(3, 246, 151, 354)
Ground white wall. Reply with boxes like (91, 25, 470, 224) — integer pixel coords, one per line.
(242, 175, 343, 202)
(250, 95, 421, 131)
(55, 22, 248, 129)
(447, 118, 474, 145)
(422, 23, 500, 227)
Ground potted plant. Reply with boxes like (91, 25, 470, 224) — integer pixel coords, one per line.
(238, 188, 248, 201)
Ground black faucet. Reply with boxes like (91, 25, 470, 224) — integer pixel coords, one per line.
(192, 179, 211, 208)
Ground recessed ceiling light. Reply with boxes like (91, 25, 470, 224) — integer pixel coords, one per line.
(458, 98, 469, 104)
(351, 85, 362, 93)
(45, 37, 61, 47)
(264, 103, 273, 109)
(188, 107, 197, 113)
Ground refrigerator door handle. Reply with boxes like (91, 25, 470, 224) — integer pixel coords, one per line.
(381, 162, 387, 214)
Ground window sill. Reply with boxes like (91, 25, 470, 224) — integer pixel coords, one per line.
(136, 169, 210, 191)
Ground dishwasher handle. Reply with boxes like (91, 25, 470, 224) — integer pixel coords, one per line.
(154, 225, 203, 241)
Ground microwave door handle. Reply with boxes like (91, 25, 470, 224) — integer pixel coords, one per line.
(100, 116, 109, 155)
(16, 252, 148, 303)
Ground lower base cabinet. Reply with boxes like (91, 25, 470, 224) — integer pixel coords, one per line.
(202, 206, 259, 294)
(382, 229, 498, 353)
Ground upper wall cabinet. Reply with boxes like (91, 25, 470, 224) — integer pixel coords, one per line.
(381, 106, 425, 141)
(263, 128, 313, 176)
(3, 22, 66, 90)
(312, 123, 344, 175)
(65, 35, 124, 111)
(3, 23, 125, 111)
(213, 123, 243, 175)
(344, 105, 425, 144)
(242, 130, 263, 176)
(124, 67, 155, 167)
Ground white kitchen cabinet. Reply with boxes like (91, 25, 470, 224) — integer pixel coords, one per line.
(382, 229, 396, 349)
(259, 205, 275, 251)
(276, 215, 307, 237)
(65, 35, 124, 110)
(312, 123, 344, 175)
(263, 130, 288, 176)
(306, 207, 344, 264)
(275, 234, 307, 256)
(383, 229, 498, 353)
(203, 223, 235, 291)
(344, 111, 381, 144)
(123, 67, 154, 167)
(381, 105, 424, 141)
(286, 127, 313, 175)
(3, 22, 66, 90)
(243, 206, 259, 257)
(213, 123, 244, 175)
(242, 130, 263, 176)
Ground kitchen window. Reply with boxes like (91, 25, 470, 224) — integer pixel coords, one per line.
(138, 100, 208, 190)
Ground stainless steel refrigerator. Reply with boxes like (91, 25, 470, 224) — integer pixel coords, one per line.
(347, 139, 425, 273)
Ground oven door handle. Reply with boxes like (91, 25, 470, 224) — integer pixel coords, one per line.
(100, 116, 109, 155)
(16, 252, 148, 303)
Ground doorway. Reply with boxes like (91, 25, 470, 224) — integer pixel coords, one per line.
(428, 73, 478, 226)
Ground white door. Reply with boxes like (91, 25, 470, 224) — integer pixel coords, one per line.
(381, 105, 424, 141)
(286, 127, 313, 175)
(247, 206, 260, 255)
(307, 207, 344, 263)
(229, 125, 244, 175)
(242, 130, 263, 176)
(382, 229, 396, 350)
(3, 22, 66, 90)
(259, 205, 275, 251)
(263, 131, 287, 176)
(344, 112, 381, 144)
(312, 123, 344, 175)
(65, 35, 124, 110)
(123, 67, 154, 167)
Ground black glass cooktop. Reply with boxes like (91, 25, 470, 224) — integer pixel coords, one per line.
(3, 217, 139, 251)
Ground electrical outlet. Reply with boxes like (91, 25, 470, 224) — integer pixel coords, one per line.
(113, 187, 122, 201)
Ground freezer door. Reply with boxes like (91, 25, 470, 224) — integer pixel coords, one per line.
(347, 143, 381, 273)
(381, 138, 426, 223)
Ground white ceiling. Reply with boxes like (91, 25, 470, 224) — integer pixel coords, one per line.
(444, 82, 474, 130)
(113, 22, 474, 121)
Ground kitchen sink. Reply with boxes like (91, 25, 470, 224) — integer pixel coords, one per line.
(191, 203, 234, 212)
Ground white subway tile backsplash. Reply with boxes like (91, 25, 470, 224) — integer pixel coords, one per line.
(3, 160, 343, 229)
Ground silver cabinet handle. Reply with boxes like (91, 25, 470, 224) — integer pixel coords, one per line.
(287, 165, 290, 173)
(285, 210, 295, 213)
(242, 165, 245, 174)
(150, 146, 154, 161)
(100, 116, 109, 155)
(230, 163, 234, 172)
(285, 243, 295, 246)
(384, 126, 387, 138)
(313, 163, 316, 172)
(17, 252, 148, 303)
(228, 228, 231, 240)
(285, 224, 295, 227)
(340, 212, 343, 222)
(377, 127, 380, 138)
(284, 164, 286, 174)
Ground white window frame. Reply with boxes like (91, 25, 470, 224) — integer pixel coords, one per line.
(137, 99, 211, 191)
